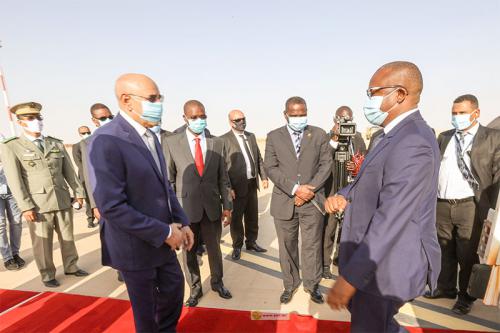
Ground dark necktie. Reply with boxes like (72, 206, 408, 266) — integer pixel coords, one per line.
(35, 139, 44, 153)
(194, 137, 204, 176)
(292, 131, 302, 157)
(143, 130, 162, 173)
(239, 135, 256, 178)
(454, 132, 479, 190)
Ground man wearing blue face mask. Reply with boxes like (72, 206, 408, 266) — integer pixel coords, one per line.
(424, 94, 500, 315)
(325, 61, 441, 333)
(264, 96, 332, 305)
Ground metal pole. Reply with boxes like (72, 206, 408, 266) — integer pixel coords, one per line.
(0, 42, 16, 137)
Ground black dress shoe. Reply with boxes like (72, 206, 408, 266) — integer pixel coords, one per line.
(13, 254, 26, 268)
(43, 279, 60, 288)
(4, 259, 19, 270)
(452, 300, 473, 315)
(280, 288, 297, 304)
(246, 243, 267, 253)
(65, 269, 89, 277)
(232, 248, 241, 260)
(185, 293, 203, 307)
(322, 266, 335, 279)
(196, 244, 207, 256)
(212, 285, 232, 299)
(88, 221, 96, 228)
(332, 257, 339, 266)
(305, 286, 324, 304)
(423, 289, 457, 299)
(117, 271, 124, 282)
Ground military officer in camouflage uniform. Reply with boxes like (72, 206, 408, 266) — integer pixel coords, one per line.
(1, 102, 89, 287)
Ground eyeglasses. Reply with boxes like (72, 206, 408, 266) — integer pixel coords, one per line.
(19, 115, 43, 121)
(80, 132, 91, 135)
(231, 117, 246, 123)
(366, 85, 407, 98)
(94, 115, 114, 121)
(128, 94, 164, 103)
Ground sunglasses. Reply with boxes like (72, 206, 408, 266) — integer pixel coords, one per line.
(80, 132, 91, 135)
(94, 115, 114, 122)
(231, 118, 246, 123)
(19, 115, 43, 121)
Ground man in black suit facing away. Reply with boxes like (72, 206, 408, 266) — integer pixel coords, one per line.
(221, 110, 269, 260)
(322, 106, 367, 278)
(424, 94, 500, 315)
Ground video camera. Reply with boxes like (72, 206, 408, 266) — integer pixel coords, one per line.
(333, 116, 357, 164)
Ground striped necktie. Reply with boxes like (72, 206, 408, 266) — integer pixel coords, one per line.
(454, 132, 479, 190)
(292, 131, 302, 157)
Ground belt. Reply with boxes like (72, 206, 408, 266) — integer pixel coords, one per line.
(437, 197, 475, 205)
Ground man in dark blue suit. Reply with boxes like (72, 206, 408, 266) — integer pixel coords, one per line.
(87, 73, 194, 333)
(325, 61, 441, 333)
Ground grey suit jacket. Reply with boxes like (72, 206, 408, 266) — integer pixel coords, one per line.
(81, 137, 96, 208)
(72, 140, 85, 180)
(264, 125, 332, 220)
(221, 130, 267, 196)
(438, 125, 500, 222)
(163, 130, 232, 223)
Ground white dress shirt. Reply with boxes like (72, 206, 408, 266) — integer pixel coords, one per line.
(185, 128, 207, 162)
(383, 108, 419, 134)
(438, 123, 479, 199)
(233, 130, 255, 179)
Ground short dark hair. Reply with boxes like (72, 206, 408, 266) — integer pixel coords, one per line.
(285, 96, 307, 110)
(453, 94, 479, 108)
(335, 106, 353, 118)
(90, 103, 110, 116)
(183, 100, 205, 114)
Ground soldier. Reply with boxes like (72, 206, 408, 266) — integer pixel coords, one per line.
(1, 102, 89, 287)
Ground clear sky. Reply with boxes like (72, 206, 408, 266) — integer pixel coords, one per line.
(1, 0, 499, 142)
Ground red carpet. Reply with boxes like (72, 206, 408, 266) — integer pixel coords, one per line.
(0, 289, 488, 332)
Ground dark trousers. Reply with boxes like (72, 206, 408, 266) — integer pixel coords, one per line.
(349, 290, 406, 333)
(322, 213, 341, 267)
(120, 258, 184, 333)
(81, 181, 94, 223)
(230, 178, 259, 249)
(183, 211, 223, 296)
(274, 203, 323, 290)
(436, 198, 480, 302)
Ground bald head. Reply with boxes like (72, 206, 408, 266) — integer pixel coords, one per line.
(228, 109, 244, 121)
(372, 61, 423, 96)
(78, 126, 91, 137)
(115, 73, 159, 99)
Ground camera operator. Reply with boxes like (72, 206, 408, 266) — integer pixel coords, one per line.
(322, 106, 367, 279)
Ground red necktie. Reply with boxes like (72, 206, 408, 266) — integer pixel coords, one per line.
(194, 137, 204, 176)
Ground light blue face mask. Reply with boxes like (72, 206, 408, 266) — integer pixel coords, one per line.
(287, 116, 308, 132)
(363, 89, 399, 126)
(99, 117, 113, 126)
(188, 118, 207, 134)
(139, 101, 163, 124)
(150, 124, 162, 134)
(451, 113, 475, 130)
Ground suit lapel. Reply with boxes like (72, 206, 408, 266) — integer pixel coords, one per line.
(440, 132, 453, 157)
(19, 136, 42, 154)
(280, 126, 297, 159)
(203, 137, 214, 176)
(470, 125, 485, 181)
(43, 138, 56, 157)
(179, 131, 201, 178)
(230, 131, 241, 153)
(117, 115, 164, 183)
(349, 136, 391, 189)
(298, 127, 312, 158)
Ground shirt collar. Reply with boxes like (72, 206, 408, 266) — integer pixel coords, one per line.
(232, 129, 245, 138)
(458, 122, 480, 136)
(120, 110, 148, 137)
(185, 127, 205, 142)
(23, 132, 44, 142)
(383, 108, 419, 134)
(287, 125, 304, 136)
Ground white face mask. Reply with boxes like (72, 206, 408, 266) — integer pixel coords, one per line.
(22, 119, 44, 134)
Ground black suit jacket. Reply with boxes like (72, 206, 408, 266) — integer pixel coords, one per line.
(221, 130, 267, 196)
(437, 125, 500, 221)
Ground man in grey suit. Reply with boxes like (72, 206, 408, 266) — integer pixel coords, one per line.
(163, 100, 233, 307)
(323, 106, 367, 278)
(264, 96, 332, 304)
(72, 126, 95, 228)
(221, 109, 269, 260)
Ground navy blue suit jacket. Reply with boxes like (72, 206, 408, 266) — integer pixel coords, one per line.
(87, 114, 189, 271)
(338, 111, 441, 302)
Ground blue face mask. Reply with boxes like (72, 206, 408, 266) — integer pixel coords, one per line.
(287, 116, 308, 132)
(139, 101, 163, 124)
(451, 113, 475, 130)
(188, 118, 207, 134)
(363, 89, 399, 126)
(98, 117, 113, 126)
(150, 125, 162, 134)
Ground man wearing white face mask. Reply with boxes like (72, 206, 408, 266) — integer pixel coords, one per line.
(1, 102, 88, 287)
(424, 94, 500, 315)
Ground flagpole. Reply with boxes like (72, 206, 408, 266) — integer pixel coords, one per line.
(0, 41, 16, 137)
